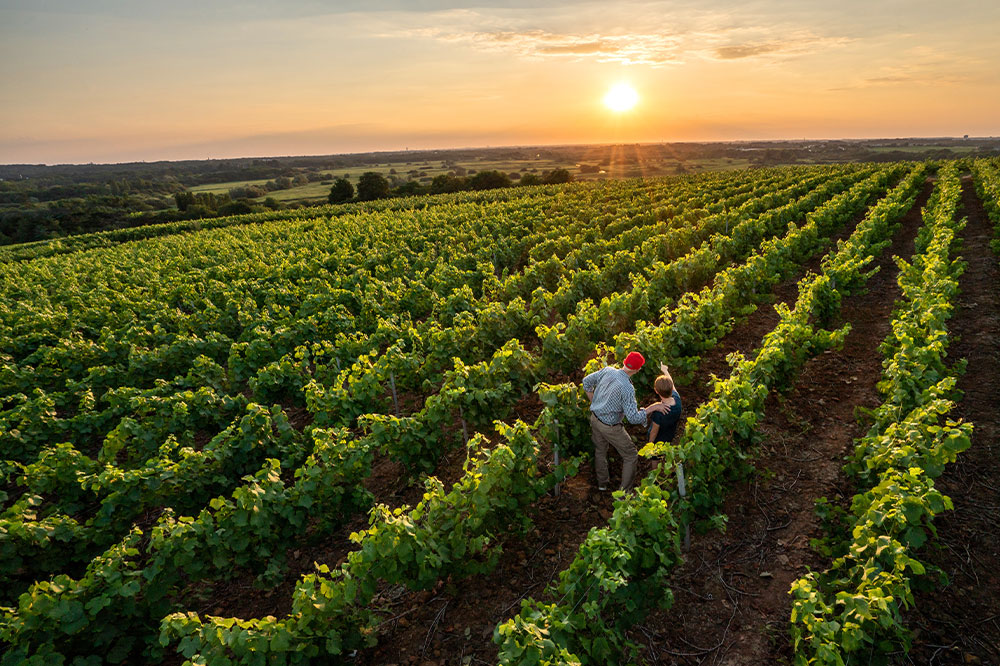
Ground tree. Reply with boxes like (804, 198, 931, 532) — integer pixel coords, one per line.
(356, 172, 390, 201)
(519, 173, 542, 186)
(430, 174, 467, 194)
(174, 191, 230, 212)
(328, 177, 354, 203)
(393, 181, 425, 197)
(468, 170, 510, 191)
(174, 191, 195, 211)
(218, 200, 255, 216)
(542, 168, 573, 184)
(229, 184, 267, 199)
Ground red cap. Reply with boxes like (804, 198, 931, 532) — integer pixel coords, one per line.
(624, 351, 645, 370)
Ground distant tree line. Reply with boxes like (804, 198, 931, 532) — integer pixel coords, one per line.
(173, 191, 283, 217)
(0, 165, 578, 245)
(328, 168, 574, 204)
(0, 193, 292, 246)
(0, 194, 169, 245)
(0, 167, 327, 245)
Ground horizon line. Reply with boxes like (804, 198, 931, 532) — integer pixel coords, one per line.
(2, 135, 996, 169)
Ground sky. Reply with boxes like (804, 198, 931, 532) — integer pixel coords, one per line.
(1, 0, 998, 164)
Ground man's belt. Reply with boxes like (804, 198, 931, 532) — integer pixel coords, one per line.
(591, 412, 621, 427)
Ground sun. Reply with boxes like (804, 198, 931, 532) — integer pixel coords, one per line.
(603, 83, 639, 112)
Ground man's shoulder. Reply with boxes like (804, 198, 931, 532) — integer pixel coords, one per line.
(584, 366, 609, 381)
(593, 366, 622, 380)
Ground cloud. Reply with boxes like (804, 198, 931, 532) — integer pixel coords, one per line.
(404, 27, 686, 66)
(863, 70, 968, 86)
(831, 47, 982, 90)
(709, 34, 854, 61)
(537, 40, 607, 55)
(713, 43, 784, 59)
(397, 13, 852, 68)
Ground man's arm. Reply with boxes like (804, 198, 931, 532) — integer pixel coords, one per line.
(623, 385, 651, 426)
(582, 369, 601, 402)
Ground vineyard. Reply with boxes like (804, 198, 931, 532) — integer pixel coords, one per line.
(1, 159, 998, 665)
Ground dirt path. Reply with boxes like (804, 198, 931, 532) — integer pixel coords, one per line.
(630, 181, 933, 665)
(898, 177, 1000, 666)
(342, 186, 906, 666)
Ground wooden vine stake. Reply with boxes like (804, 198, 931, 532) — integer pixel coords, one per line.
(389, 372, 399, 416)
(459, 405, 468, 445)
(552, 418, 561, 497)
(676, 461, 691, 551)
(336, 358, 346, 391)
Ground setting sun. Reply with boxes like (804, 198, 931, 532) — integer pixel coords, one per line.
(603, 83, 639, 112)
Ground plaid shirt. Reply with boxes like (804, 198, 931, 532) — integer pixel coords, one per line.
(582, 366, 647, 426)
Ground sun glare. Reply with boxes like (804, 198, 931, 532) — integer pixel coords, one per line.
(603, 83, 639, 112)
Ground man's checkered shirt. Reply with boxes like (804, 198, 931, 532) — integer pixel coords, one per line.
(582, 366, 647, 427)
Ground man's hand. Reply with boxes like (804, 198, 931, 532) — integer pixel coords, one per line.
(586, 390, 595, 402)
(644, 402, 667, 414)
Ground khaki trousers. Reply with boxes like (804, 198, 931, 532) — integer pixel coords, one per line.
(590, 413, 638, 490)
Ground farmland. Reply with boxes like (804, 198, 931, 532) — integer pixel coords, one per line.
(183, 141, 993, 206)
(187, 154, 757, 205)
(1, 160, 999, 666)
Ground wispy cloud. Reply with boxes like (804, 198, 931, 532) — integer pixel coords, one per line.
(402, 26, 852, 67)
(863, 71, 967, 86)
(416, 28, 685, 65)
(393, 8, 853, 68)
(832, 46, 981, 90)
(710, 34, 852, 60)
(713, 42, 784, 59)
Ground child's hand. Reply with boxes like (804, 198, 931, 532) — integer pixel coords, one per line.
(663, 397, 675, 407)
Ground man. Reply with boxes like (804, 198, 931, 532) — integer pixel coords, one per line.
(582, 351, 666, 492)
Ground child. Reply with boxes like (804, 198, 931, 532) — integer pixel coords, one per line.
(648, 364, 682, 445)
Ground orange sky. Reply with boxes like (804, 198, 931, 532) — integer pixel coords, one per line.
(1, 0, 998, 164)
